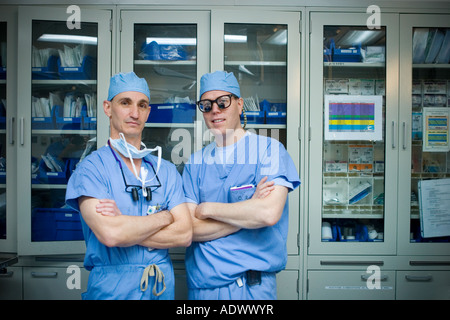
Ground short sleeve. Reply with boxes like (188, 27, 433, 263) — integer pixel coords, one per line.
(164, 163, 187, 210)
(65, 158, 110, 212)
(257, 138, 300, 192)
(182, 158, 200, 204)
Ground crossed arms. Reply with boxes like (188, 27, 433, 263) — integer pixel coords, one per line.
(78, 176, 287, 248)
(188, 177, 288, 242)
(78, 197, 192, 248)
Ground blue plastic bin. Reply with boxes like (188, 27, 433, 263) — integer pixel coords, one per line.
(333, 43, 362, 62)
(58, 56, 96, 80)
(53, 104, 83, 130)
(82, 116, 97, 130)
(32, 208, 83, 241)
(266, 112, 287, 124)
(37, 157, 68, 184)
(0, 67, 5, 80)
(32, 116, 54, 129)
(242, 111, 265, 124)
(32, 55, 59, 80)
(147, 103, 196, 123)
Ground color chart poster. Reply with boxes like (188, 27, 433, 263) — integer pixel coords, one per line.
(423, 107, 450, 152)
(324, 95, 383, 141)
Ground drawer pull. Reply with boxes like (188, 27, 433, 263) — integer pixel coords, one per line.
(320, 261, 384, 266)
(31, 272, 58, 278)
(361, 274, 388, 281)
(405, 275, 432, 282)
(0, 271, 14, 277)
(409, 261, 450, 266)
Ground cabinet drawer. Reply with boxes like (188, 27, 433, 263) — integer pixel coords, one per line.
(396, 271, 450, 300)
(0, 267, 23, 300)
(308, 270, 395, 300)
(23, 266, 88, 300)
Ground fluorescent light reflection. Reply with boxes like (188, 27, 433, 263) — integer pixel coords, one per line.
(146, 37, 196, 45)
(38, 34, 98, 45)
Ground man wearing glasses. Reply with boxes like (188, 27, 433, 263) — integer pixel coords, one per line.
(65, 71, 192, 300)
(182, 71, 300, 299)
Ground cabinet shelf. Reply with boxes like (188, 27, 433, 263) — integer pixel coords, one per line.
(324, 62, 385, 68)
(134, 60, 196, 66)
(32, 80, 97, 85)
(225, 60, 286, 67)
(412, 64, 450, 69)
(32, 184, 67, 189)
(32, 129, 96, 135)
(323, 213, 384, 219)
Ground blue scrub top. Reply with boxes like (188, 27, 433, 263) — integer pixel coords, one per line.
(65, 145, 185, 270)
(182, 132, 300, 289)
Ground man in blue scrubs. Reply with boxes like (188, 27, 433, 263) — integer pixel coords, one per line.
(65, 71, 192, 299)
(182, 71, 300, 299)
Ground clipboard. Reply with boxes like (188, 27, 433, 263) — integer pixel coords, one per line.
(418, 178, 450, 238)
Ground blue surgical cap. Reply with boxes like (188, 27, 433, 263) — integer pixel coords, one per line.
(107, 71, 151, 101)
(199, 71, 241, 98)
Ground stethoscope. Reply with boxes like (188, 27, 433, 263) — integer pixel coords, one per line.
(107, 140, 161, 202)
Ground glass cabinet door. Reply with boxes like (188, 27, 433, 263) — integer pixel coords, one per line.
(398, 14, 450, 256)
(0, 8, 17, 253)
(210, 10, 301, 255)
(120, 11, 210, 174)
(309, 13, 399, 255)
(17, 7, 111, 255)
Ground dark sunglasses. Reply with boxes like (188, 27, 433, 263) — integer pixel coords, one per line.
(197, 94, 235, 113)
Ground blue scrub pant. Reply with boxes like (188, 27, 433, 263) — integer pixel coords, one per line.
(82, 259, 175, 300)
(188, 272, 276, 300)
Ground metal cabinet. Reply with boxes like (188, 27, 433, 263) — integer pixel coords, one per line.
(0, 7, 18, 254)
(307, 269, 396, 300)
(0, 266, 23, 300)
(309, 12, 399, 255)
(397, 14, 450, 256)
(210, 9, 301, 255)
(396, 270, 450, 299)
(16, 6, 111, 255)
(23, 265, 89, 300)
(119, 10, 210, 175)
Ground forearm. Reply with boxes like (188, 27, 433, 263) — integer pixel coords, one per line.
(139, 204, 193, 248)
(186, 202, 240, 242)
(79, 197, 173, 247)
(196, 186, 288, 229)
(192, 215, 240, 242)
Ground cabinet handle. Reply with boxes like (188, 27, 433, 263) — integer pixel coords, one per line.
(8, 117, 14, 145)
(19, 117, 24, 146)
(320, 261, 384, 266)
(402, 121, 407, 150)
(0, 271, 14, 277)
(361, 274, 388, 281)
(391, 121, 396, 149)
(409, 261, 450, 266)
(405, 275, 432, 282)
(31, 272, 58, 278)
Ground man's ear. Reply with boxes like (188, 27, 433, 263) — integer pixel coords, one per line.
(103, 100, 112, 118)
(237, 97, 244, 115)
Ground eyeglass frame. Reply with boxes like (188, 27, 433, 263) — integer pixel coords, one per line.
(196, 94, 238, 113)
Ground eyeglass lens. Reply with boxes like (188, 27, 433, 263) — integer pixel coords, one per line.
(197, 95, 232, 112)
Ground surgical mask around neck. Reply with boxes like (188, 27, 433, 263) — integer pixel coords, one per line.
(109, 133, 161, 197)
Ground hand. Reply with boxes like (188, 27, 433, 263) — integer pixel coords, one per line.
(96, 199, 122, 216)
(252, 176, 275, 199)
(194, 202, 207, 220)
